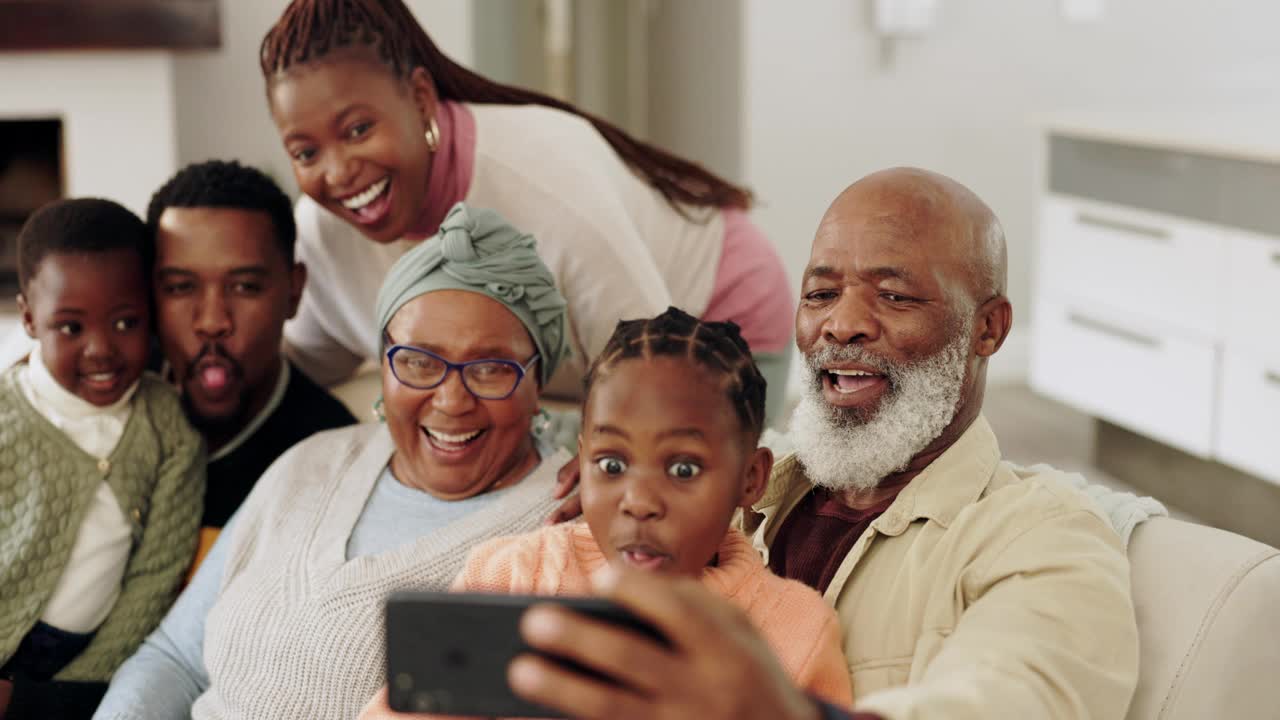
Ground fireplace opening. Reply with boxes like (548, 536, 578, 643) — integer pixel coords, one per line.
(0, 118, 63, 298)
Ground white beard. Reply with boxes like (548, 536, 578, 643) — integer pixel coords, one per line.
(789, 320, 971, 493)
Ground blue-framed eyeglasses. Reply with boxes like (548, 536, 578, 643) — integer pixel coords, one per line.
(384, 338, 540, 400)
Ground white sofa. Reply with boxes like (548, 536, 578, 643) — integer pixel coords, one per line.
(1126, 517, 1280, 719)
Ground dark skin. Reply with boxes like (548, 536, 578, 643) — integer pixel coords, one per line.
(269, 47, 439, 245)
(547, 456, 584, 524)
(155, 207, 305, 452)
(509, 168, 1012, 719)
(17, 250, 151, 408)
(267, 47, 578, 522)
(358, 356, 774, 719)
(797, 167, 1011, 508)
(549, 171, 1012, 516)
(381, 290, 542, 500)
(6, 250, 151, 717)
(508, 570, 821, 720)
(579, 356, 772, 577)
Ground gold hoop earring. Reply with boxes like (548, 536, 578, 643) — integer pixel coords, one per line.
(424, 116, 440, 153)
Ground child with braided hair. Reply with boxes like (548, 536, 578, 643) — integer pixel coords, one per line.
(359, 307, 851, 717)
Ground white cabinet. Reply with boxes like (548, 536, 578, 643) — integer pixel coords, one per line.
(1224, 230, 1280, 358)
(1033, 131, 1280, 484)
(1039, 196, 1225, 338)
(1217, 348, 1280, 482)
(1031, 299, 1216, 457)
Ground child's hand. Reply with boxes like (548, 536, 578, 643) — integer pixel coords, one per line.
(545, 454, 582, 525)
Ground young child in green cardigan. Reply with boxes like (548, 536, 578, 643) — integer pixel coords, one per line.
(0, 198, 205, 718)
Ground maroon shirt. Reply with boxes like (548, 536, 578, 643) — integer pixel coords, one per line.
(774, 489, 900, 720)
(768, 488, 897, 594)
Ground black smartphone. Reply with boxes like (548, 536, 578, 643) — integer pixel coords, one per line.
(385, 591, 668, 717)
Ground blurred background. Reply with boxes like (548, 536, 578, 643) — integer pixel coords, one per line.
(1, 0, 1276, 542)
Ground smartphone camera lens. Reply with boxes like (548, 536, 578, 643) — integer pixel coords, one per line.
(411, 692, 437, 712)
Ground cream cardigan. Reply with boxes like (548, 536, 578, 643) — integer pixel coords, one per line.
(190, 423, 568, 719)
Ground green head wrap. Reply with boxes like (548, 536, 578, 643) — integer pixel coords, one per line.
(374, 203, 569, 386)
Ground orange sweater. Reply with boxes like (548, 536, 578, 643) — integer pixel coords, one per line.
(362, 523, 851, 718)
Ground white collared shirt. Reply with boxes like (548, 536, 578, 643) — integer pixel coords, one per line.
(18, 345, 136, 633)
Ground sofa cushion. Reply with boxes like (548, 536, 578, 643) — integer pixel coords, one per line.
(1126, 517, 1280, 719)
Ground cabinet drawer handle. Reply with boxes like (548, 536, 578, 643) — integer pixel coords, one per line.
(1076, 212, 1170, 242)
(1068, 313, 1161, 349)
(1266, 371, 1280, 388)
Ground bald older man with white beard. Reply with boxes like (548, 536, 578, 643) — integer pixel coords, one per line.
(498, 168, 1140, 720)
(752, 167, 1139, 719)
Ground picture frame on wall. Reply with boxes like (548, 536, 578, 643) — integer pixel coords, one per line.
(0, 0, 221, 51)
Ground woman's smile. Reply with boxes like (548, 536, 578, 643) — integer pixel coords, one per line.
(269, 46, 436, 244)
(419, 424, 488, 462)
(337, 176, 395, 226)
(382, 286, 546, 500)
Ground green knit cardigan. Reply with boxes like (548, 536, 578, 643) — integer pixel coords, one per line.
(0, 367, 205, 681)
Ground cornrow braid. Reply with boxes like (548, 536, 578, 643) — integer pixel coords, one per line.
(259, 0, 754, 216)
(585, 307, 767, 441)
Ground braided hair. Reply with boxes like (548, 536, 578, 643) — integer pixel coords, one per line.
(585, 307, 767, 442)
(259, 0, 753, 214)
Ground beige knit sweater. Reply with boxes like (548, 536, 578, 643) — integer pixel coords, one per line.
(191, 423, 567, 719)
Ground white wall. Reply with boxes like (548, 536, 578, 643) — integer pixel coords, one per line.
(742, 0, 1280, 385)
(472, 0, 547, 103)
(172, 0, 474, 196)
(1, 51, 180, 362)
(470, 0, 743, 181)
(0, 52, 178, 217)
(647, 0, 744, 182)
(0, 4, 472, 365)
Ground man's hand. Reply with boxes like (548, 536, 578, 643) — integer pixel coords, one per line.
(508, 568, 821, 720)
(545, 454, 582, 525)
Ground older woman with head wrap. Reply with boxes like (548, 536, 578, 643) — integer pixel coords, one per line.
(92, 204, 572, 720)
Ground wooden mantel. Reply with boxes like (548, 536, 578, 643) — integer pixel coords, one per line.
(0, 0, 220, 51)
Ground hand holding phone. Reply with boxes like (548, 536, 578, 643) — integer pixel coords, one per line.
(385, 591, 668, 718)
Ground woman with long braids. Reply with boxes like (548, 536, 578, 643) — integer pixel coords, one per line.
(264, 0, 793, 423)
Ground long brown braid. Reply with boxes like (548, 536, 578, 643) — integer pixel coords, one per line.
(585, 307, 767, 441)
(259, 0, 753, 214)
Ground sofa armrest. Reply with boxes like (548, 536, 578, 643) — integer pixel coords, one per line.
(1126, 517, 1280, 720)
